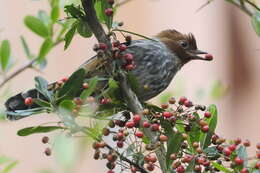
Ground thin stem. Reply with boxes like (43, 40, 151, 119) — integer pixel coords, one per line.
(0, 38, 64, 88)
(112, 29, 157, 42)
(115, 0, 135, 8)
(244, 0, 260, 12)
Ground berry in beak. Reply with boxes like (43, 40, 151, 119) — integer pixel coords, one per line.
(189, 50, 213, 61)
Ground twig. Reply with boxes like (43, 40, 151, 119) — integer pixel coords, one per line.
(112, 29, 158, 42)
(81, 0, 168, 172)
(0, 39, 64, 88)
(106, 144, 148, 173)
(0, 58, 37, 88)
(244, 0, 260, 12)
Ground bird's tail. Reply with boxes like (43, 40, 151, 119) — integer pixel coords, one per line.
(5, 88, 48, 120)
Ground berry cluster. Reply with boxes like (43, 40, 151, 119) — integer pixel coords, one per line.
(90, 97, 260, 173)
(41, 136, 51, 156)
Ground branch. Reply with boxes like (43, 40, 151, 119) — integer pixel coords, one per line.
(81, 0, 167, 172)
(0, 39, 64, 88)
(0, 58, 37, 88)
(115, 0, 135, 8)
(105, 144, 148, 173)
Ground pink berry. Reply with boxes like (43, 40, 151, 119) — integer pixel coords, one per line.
(62, 77, 68, 82)
(135, 131, 143, 138)
(184, 100, 193, 107)
(178, 96, 187, 105)
(162, 111, 173, 118)
(133, 114, 141, 123)
(228, 144, 236, 151)
(125, 64, 135, 71)
(223, 148, 232, 156)
(119, 44, 127, 51)
(124, 53, 134, 62)
(125, 121, 135, 128)
(143, 121, 151, 128)
(204, 111, 211, 118)
(234, 157, 244, 165)
(24, 97, 33, 106)
(201, 125, 209, 132)
(104, 8, 113, 16)
(241, 168, 249, 173)
(151, 124, 159, 131)
(204, 54, 213, 61)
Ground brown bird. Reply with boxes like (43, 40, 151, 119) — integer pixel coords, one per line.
(5, 29, 212, 120)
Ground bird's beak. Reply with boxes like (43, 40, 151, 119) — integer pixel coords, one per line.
(189, 50, 213, 61)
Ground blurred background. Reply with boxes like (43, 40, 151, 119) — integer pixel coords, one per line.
(0, 0, 260, 172)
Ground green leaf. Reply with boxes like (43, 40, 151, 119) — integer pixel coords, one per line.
(0, 40, 11, 71)
(186, 158, 196, 172)
(51, 6, 60, 22)
(35, 76, 52, 101)
(0, 157, 11, 165)
(94, 0, 113, 30)
(20, 36, 31, 59)
(204, 146, 220, 160)
(1, 160, 18, 173)
(252, 12, 260, 37)
(77, 20, 93, 38)
(80, 76, 98, 99)
(159, 92, 173, 104)
(64, 21, 78, 50)
(38, 38, 53, 62)
(58, 68, 86, 100)
(53, 134, 76, 168)
(17, 126, 64, 136)
(34, 98, 51, 108)
(211, 162, 232, 173)
(38, 10, 51, 27)
(166, 132, 183, 168)
(64, 4, 84, 19)
(24, 15, 49, 37)
(200, 104, 218, 149)
(127, 72, 140, 95)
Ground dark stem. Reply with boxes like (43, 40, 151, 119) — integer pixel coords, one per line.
(81, 0, 167, 172)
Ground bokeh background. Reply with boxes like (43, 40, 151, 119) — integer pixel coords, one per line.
(0, 0, 260, 172)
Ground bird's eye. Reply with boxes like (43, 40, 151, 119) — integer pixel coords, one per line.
(180, 41, 188, 48)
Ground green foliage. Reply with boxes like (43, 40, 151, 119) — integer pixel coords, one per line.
(24, 16, 50, 38)
(94, 0, 113, 30)
(80, 76, 98, 99)
(64, 21, 78, 50)
(20, 36, 31, 59)
(1, 160, 19, 173)
(38, 38, 53, 63)
(211, 162, 233, 173)
(200, 104, 218, 149)
(0, 40, 11, 72)
(17, 126, 64, 136)
(252, 12, 260, 37)
(58, 68, 86, 100)
(77, 20, 93, 38)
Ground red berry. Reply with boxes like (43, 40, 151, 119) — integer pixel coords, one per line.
(162, 111, 173, 118)
(42, 136, 49, 144)
(234, 138, 242, 145)
(169, 97, 176, 104)
(205, 54, 213, 61)
(107, 0, 114, 5)
(228, 144, 236, 151)
(201, 125, 209, 132)
(184, 100, 193, 107)
(146, 163, 154, 171)
(44, 148, 51, 156)
(124, 53, 134, 62)
(256, 151, 260, 159)
(149, 155, 157, 163)
(101, 98, 110, 104)
(117, 141, 124, 148)
(104, 8, 113, 16)
(74, 97, 83, 105)
(241, 168, 249, 173)
(24, 97, 33, 106)
(159, 134, 168, 142)
(99, 43, 108, 50)
(125, 35, 132, 43)
(204, 112, 211, 118)
(170, 154, 177, 160)
(133, 114, 141, 124)
(194, 165, 202, 172)
(196, 157, 205, 164)
(62, 77, 68, 82)
(243, 139, 251, 147)
(178, 96, 187, 105)
(117, 132, 124, 140)
(255, 161, 260, 169)
(143, 121, 151, 128)
(234, 157, 244, 165)
(119, 44, 127, 51)
(151, 124, 159, 131)
(125, 121, 135, 128)
(107, 170, 114, 173)
(82, 82, 89, 89)
(135, 131, 143, 138)
(176, 165, 185, 173)
(223, 148, 232, 156)
(257, 143, 260, 150)
(125, 64, 135, 71)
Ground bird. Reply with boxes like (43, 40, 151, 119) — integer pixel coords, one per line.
(4, 29, 212, 120)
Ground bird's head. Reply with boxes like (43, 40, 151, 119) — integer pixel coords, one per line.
(156, 29, 212, 64)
